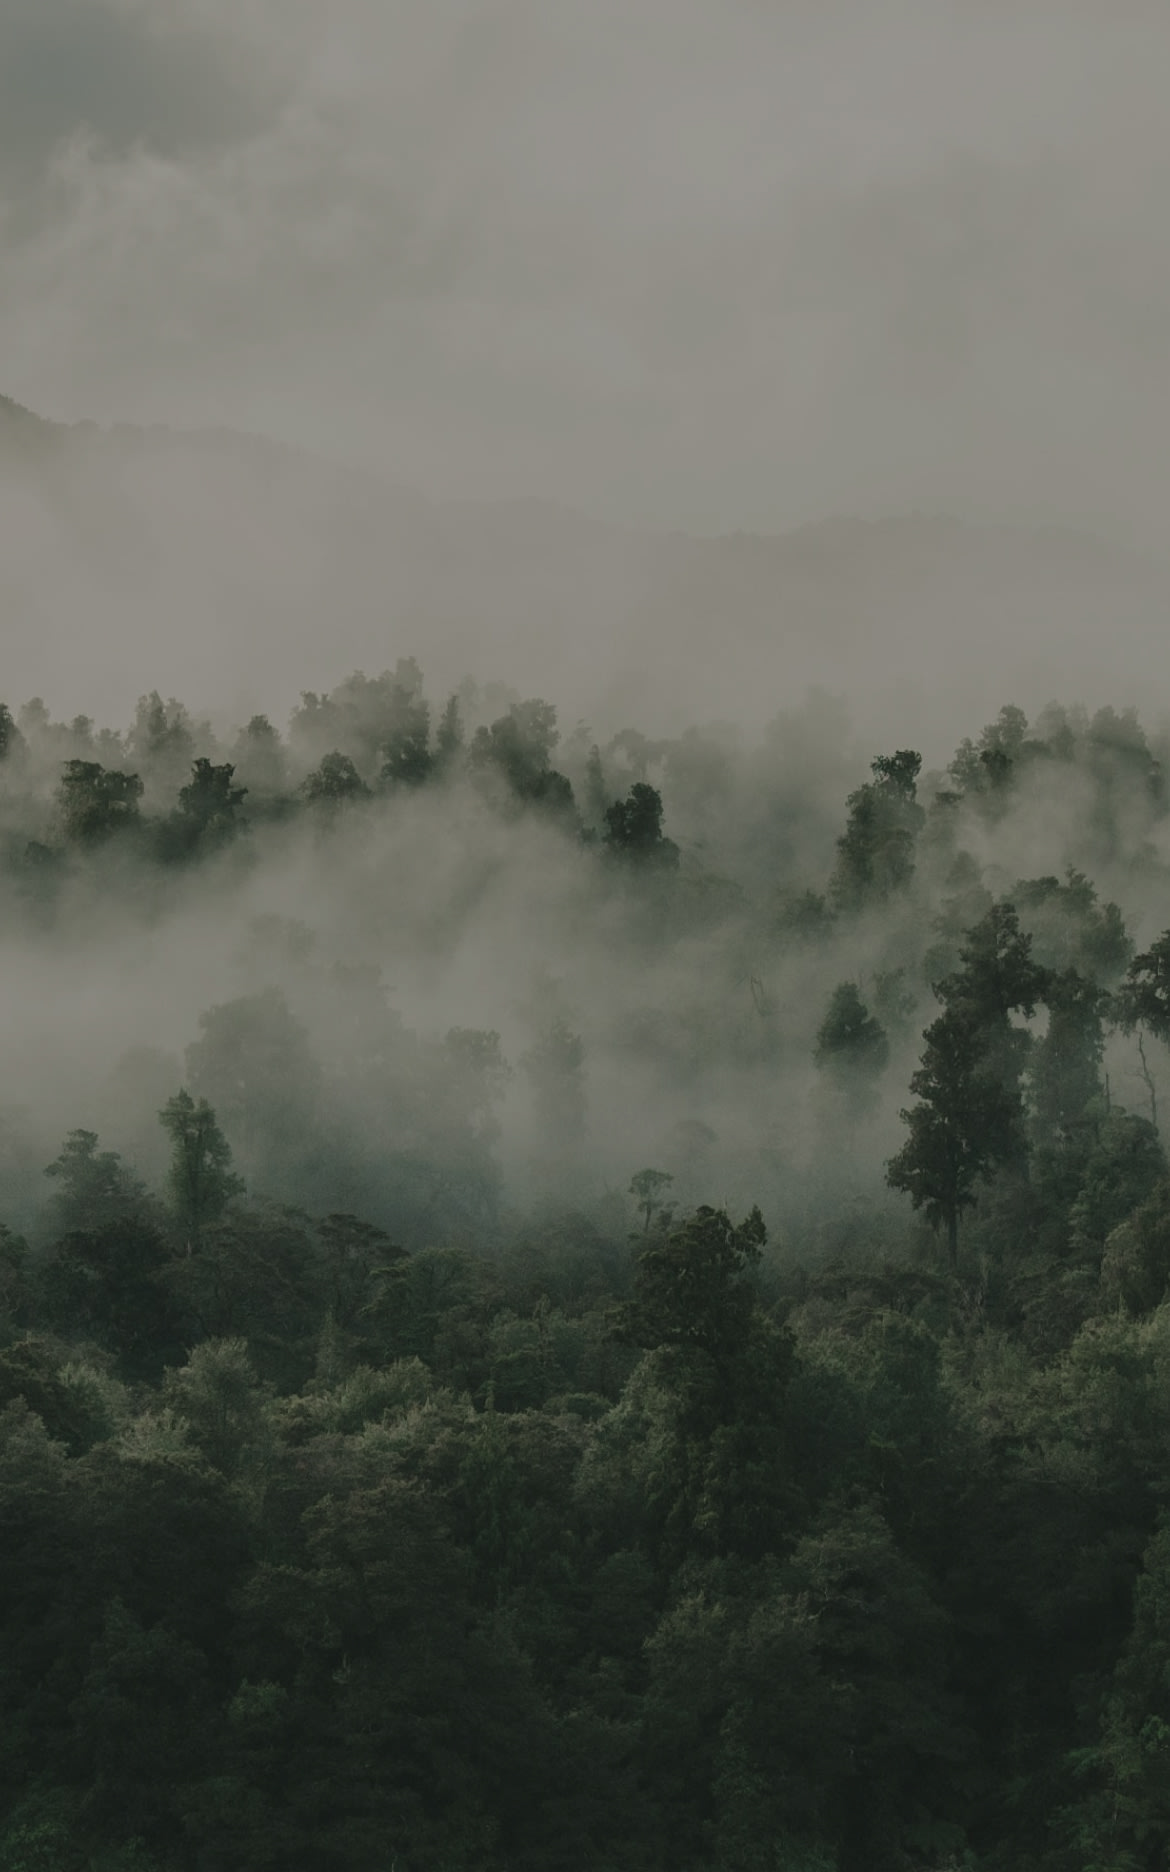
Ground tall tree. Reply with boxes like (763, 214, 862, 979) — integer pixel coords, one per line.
(887, 1006, 1025, 1267)
(301, 750, 370, 806)
(830, 750, 924, 912)
(159, 1091, 244, 1248)
(626, 1203, 766, 1365)
(0, 702, 25, 765)
(469, 700, 576, 816)
(43, 1130, 149, 1236)
(379, 659, 432, 787)
(1116, 930, 1170, 1045)
(887, 903, 1046, 1264)
(629, 1168, 675, 1234)
(167, 759, 248, 856)
(1029, 966, 1107, 1149)
(433, 694, 465, 775)
(936, 899, 1047, 1086)
(56, 761, 143, 847)
(603, 782, 680, 869)
(815, 983, 889, 1115)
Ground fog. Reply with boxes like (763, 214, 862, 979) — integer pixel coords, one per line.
(0, 675, 1166, 1274)
(4, 2, 1170, 540)
(2, 2, 1170, 1251)
(3, 400, 1170, 752)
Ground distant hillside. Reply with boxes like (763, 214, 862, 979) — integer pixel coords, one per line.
(2, 393, 1167, 746)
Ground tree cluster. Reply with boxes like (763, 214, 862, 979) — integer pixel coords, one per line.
(5, 680, 1170, 1865)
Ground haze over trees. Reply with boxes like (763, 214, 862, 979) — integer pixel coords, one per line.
(6, 670, 1170, 1867)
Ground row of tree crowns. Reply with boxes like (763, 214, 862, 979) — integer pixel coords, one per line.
(0, 671, 681, 867)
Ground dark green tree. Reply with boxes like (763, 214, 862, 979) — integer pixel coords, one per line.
(379, 660, 432, 786)
(830, 750, 924, 911)
(301, 750, 370, 806)
(42, 1130, 149, 1236)
(56, 761, 143, 847)
(469, 700, 576, 815)
(883, 898, 1040, 1265)
(1066, 1517, 1170, 1868)
(603, 782, 680, 869)
(948, 703, 1035, 810)
(1099, 1179, 1170, 1315)
(159, 1090, 244, 1247)
(433, 693, 465, 774)
(1029, 966, 1107, 1149)
(315, 1213, 402, 1334)
(584, 743, 608, 830)
(939, 899, 1045, 1015)
(626, 1203, 766, 1364)
(0, 702, 25, 764)
(629, 1168, 675, 1234)
(1116, 929, 1170, 1045)
(166, 758, 247, 857)
(1069, 1112, 1167, 1256)
(887, 1005, 1025, 1266)
(889, 905, 1047, 1262)
(815, 983, 889, 1112)
(1015, 869, 1132, 984)
(40, 1216, 179, 1378)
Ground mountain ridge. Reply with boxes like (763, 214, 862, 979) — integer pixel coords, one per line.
(1, 390, 1167, 745)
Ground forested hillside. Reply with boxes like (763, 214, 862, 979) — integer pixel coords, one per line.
(4, 670, 1170, 1869)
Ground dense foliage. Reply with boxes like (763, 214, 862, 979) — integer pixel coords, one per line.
(5, 676, 1170, 1868)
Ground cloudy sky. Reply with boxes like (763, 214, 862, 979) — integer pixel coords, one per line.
(1, 0, 1168, 541)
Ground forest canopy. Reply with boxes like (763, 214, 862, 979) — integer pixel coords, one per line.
(4, 672, 1170, 1869)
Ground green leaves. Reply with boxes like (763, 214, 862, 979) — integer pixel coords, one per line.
(158, 1089, 244, 1245)
(830, 748, 924, 912)
(888, 903, 1047, 1263)
(55, 761, 143, 848)
(625, 1204, 765, 1363)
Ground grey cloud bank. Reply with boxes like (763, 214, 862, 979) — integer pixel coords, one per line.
(3, 394, 1169, 756)
(1, 0, 1168, 543)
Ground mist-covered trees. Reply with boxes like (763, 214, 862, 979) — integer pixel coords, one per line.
(815, 983, 889, 1117)
(56, 760, 144, 846)
(830, 749, 924, 911)
(522, 1018, 586, 1164)
(13, 676, 1170, 1863)
(186, 989, 321, 1197)
(173, 758, 247, 845)
(377, 656, 432, 786)
(301, 748, 370, 805)
(231, 713, 286, 796)
(603, 781, 680, 868)
(159, 1091, 244, 1244)
(0, 702, 23, 764)
(43, 1130, 149, 1236)
(469, 697, 575, 814)
(1116, 931, 1170, 1047)
(887, 904, 1045, 1261)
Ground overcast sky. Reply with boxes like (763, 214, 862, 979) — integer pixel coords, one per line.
(1, 0, 1168, 541)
